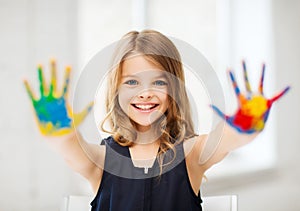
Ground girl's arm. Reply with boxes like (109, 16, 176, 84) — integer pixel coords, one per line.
(196, 122, 258, 171)
(197, 61, 290, 170)
(45, 132, 105, 193)
(24, 60, 104, 192)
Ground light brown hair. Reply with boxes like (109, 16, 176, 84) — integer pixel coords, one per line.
(101, 29, 196, 170)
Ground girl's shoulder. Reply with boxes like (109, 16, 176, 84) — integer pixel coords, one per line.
(100, 135, 130, 158)
(183, 134, 208, 161)
(100, 135, 115, 145)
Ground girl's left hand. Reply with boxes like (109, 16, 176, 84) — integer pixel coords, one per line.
(211, 61, 290, 134)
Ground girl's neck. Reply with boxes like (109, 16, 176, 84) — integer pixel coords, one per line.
(130, 125, 161, 169)
(129, 136, 160, 168)
(135, 127, 161, 145)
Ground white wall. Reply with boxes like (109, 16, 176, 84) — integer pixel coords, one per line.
(0, 1, 90, 210)
(202, 1, 300, 211)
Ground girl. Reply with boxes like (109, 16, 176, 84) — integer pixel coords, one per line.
(24, 30, 289, 211)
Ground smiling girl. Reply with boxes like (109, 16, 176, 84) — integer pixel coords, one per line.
(24, 30, 289, 211)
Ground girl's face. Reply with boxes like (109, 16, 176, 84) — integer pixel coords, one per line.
(118, 55, 169, 132)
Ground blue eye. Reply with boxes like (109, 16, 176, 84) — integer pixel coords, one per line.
(154, 80, 167, 86)
(125, 79, 138, 85)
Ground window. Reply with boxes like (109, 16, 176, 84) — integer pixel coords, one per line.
(205, 0, 276, 181)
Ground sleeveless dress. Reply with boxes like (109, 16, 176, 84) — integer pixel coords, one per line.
(90, 136, 202, 211)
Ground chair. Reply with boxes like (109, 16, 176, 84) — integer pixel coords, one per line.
(61, 195, 93, 211)
(202, 195, 238, 211)
(61, 195, 238, 211)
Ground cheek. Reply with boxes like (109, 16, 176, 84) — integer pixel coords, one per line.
(161, 93, 169, 104)
(156, 91, 169, 108)
(159, 88, 169, 101)
(118, 88, 135, 112)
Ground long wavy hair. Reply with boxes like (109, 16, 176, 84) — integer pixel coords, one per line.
(101, 30, 196, 171)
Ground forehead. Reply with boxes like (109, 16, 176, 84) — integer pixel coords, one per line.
(121, 55, 164, 77)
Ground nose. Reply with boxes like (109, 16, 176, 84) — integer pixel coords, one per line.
(138, 89, 153, 99)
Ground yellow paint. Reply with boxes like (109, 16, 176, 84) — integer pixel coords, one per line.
(26, 59, 93, 137)
(253, 119, 265, 131)
(242, 95, 267, 118)
(36, 118, 74, 136)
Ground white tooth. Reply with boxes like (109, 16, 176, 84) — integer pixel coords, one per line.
(135, 104, 155, 110)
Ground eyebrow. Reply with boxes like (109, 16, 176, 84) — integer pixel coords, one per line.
(121, 75, 138, 78)
(121, 73, 167, 79)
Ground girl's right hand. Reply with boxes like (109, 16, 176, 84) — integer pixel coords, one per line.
(23, 59, 93, 136)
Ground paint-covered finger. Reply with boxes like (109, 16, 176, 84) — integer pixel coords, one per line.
(73, 101, 94, 126)
(38, 64, 47, 96)
(242, 60, 252, 92)
(269, 86, 291, 104)
(259, 63, 266, 94)
(229, 71, 241, 97)
(210, 104, 228, 121)
(23, 79, 36, 102)
(62, 66, 71, 96)
(49, 59, 57, 95)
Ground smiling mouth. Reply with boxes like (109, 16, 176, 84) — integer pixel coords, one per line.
(131, 103, 159, 111)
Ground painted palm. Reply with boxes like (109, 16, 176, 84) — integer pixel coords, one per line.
(24, 60, 93, 136)
(211, 61, 290, 134)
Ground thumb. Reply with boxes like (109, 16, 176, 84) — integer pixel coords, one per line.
(73, 101, 94, 127)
